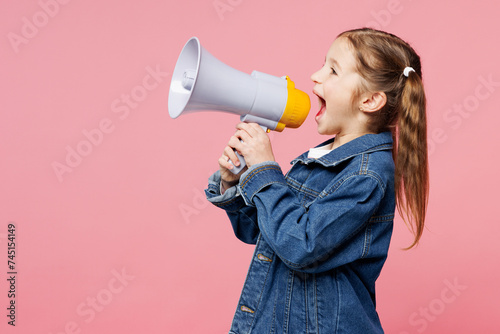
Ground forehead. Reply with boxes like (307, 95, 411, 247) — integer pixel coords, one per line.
(326, 37, 357, 71)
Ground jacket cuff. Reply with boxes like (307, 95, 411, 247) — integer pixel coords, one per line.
(237, 161, 286, 206)
(205, 170, 246, 212)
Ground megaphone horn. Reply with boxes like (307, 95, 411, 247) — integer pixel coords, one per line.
(168, 37, 310, 173)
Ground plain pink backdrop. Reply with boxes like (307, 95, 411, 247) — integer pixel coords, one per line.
(1, 0, 499, 333)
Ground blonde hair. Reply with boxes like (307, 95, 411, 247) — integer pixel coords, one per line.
(339, 28, 429, 249)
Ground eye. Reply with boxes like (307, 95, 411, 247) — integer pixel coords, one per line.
(330, 67, 337, 75)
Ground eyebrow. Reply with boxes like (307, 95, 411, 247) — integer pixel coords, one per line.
(327, 57, 341, 71)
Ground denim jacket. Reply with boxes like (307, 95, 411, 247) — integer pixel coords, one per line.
(205, 132, 395, 334)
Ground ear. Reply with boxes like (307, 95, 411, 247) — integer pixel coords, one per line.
(359, 91, 387, 113)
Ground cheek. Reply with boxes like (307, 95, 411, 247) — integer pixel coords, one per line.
(325, 78, 361, 109)
(322, 80, 338, 101)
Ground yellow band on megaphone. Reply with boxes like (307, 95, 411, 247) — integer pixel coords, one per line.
(275, 76, 311, 132)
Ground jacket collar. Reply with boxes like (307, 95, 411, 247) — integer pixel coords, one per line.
(292, 132, 393, 167)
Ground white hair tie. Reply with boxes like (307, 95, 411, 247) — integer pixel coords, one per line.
(403, 66, 415, 77)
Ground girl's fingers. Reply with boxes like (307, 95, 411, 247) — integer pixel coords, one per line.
(218, 154, 231, 169)
(223, 145, 240, 167)
(234, 129, 252, 144)
(248, 122, 265, 135)
(224, 122, 274, 169)
(228, 135, 244, 156)
(236, 122, 261, 138)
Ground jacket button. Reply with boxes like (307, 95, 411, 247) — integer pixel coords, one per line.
(240, 305, 255, 313)
(257, 254, 272, 262)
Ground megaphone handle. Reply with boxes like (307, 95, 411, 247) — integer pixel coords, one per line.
(228, 123, 269, 175)
(229, 150, 247, 174)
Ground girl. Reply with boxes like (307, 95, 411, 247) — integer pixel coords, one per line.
(206, 28, 428, 334)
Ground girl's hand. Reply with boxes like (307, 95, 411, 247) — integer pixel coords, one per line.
(229, 122, 275, 167)
(218, 143, 247, 189)
(218, 122, 275, 193)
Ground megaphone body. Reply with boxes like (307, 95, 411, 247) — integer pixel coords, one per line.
(168, 37, 310, 174)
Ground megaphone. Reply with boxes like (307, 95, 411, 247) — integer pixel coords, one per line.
(168, 37, 310, 174)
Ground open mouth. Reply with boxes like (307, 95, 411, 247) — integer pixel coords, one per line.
(315, 95, 326, 121)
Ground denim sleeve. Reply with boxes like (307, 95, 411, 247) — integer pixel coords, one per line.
(205, 170, 260, 245)
(238, 163, 386, 273)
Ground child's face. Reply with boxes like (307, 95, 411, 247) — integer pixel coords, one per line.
(311, 37, 366, 136)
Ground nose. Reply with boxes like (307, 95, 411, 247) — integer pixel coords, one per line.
(310, 68, 322, 84)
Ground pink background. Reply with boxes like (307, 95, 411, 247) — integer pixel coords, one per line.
(1, 0, 499, 333)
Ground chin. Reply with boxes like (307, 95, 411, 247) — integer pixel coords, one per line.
(317, 128, 327, 135)
(317, 125, 337, 136)
(317, 128, 333, 136)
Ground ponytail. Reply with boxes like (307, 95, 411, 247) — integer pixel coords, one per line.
(338, 28, 429, 249)
(395, 71, 429, 249)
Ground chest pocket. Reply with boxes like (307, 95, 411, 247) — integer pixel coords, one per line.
(285, 161, 341, 209)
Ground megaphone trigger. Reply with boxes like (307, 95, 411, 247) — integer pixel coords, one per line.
(229, 150, 246, 174)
